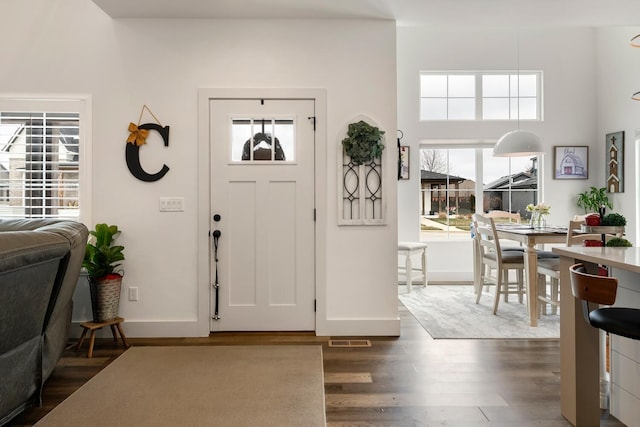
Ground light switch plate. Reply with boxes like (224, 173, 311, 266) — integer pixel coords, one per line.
(159, 197, 184, 212)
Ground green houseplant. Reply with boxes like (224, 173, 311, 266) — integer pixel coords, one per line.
(601, 212, 627, 227)
(341, 120, 385, 165)
(606, 237, 632, 247)
(577, 186, 612, 214)
(82, 223, 125, 322)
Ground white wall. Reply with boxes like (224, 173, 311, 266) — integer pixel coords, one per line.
(0, 0, 399, 336)
(397, 27, 601, 280)
(596, 27, 640, 244)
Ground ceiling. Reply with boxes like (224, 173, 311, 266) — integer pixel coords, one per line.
(91, 0, 640, 27)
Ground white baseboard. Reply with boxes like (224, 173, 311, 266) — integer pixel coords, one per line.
(70, 317, 401, 339)
(427, 271, 473, 283)
(70, 320, 200, 338)
(316, 318, 401, 337)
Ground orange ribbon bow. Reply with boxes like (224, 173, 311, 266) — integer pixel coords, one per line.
(127, 122, 149, 146)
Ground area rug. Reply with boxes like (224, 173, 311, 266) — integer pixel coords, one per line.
(399, 285, 559, 339)
(36, 346, 326, 427)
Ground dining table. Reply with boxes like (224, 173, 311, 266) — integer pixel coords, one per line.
(493, 223, 568, 327)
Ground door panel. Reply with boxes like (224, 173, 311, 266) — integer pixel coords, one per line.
(210, 99, 315, 331)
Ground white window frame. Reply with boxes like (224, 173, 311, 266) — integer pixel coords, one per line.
(0, 95, 92, 224)
(420, 71, 543, 121)
(419, 143, 541, 241)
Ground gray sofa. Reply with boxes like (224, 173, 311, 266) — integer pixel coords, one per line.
(0, 219, 88, 426)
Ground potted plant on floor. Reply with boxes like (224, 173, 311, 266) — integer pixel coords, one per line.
(82, 223, 125, 322)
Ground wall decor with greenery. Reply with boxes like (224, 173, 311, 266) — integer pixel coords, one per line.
(338, 117, 386, 225)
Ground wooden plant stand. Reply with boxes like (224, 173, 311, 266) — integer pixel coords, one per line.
(75, 316, 130, 358)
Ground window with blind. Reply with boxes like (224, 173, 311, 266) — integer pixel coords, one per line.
(0, 111, 80, 219)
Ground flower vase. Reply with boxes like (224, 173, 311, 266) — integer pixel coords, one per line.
(537, 215, 546, 229)
(599, 205, 606, 221)
(530, 212, 538, 228)
(530, 212, 546, 229)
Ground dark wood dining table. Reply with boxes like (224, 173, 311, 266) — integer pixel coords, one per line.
(493, 223, 568, 326)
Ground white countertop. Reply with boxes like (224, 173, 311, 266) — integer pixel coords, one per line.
(552, 246, 640, 274)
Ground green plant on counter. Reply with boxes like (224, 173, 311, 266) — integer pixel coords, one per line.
(605, 237, 632, 247)
(577, 186, 612, 213)
(601, 213, 627, 227)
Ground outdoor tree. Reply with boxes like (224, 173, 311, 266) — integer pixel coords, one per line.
(420, 149, 446, 173)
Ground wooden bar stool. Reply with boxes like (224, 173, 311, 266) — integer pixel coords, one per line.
(75, 316, 130, 358)
(569, 264, 640, 340)
(397, 242, 428, 292)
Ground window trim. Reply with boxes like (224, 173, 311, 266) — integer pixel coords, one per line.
(0, 95, 92, 224)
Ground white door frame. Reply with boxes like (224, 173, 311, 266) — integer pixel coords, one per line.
(196, 88, 327, 336)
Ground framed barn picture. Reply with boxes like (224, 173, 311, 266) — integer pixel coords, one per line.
(605, 131, 624, 192)
(553, 146, 588, 179)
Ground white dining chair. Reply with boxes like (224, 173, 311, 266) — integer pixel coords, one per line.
(537, 220, 622, 315)
(473, 214, 525, 315)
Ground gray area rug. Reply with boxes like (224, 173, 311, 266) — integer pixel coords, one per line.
(36, 346, 326, 427)
(399, 285, 559, 339)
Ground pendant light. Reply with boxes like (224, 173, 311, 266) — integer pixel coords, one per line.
(493, 130, 544, 157)
(493, 30, 544, 157)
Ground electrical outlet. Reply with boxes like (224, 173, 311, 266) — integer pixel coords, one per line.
(128, 286, 139, 301)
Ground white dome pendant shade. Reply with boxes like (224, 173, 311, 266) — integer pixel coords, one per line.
(493, 130, 544, 157)
(493, 30, 544, 157)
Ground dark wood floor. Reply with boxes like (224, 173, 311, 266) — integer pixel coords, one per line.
(7, 303, 625, 426)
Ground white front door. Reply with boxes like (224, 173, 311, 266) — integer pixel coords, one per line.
(209, 98, 315, 331)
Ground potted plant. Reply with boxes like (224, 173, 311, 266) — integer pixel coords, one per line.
(82, 223, 125, 322)
(606, 237, 632, 247)
(577, 186, 612, 216)
(601, 212, 627, 227)
(341, 120, 385, 165)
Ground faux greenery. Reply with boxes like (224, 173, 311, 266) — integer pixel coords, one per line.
(577, 187, 612, 213)
(82, 223, 125, 279)
(605, 237, 632, 247)
(342, 120, 385, 165)
(601, 213, 627, 227)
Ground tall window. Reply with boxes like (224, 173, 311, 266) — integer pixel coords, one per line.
(420, 72, 542, 121)
(419, 146, 539, 240)
(0, 104, 84, 220)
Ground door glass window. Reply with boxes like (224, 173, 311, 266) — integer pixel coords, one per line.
(230, 118, 295, 162)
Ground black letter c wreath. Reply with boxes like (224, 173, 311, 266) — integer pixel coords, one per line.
(126, 105, 170, 182)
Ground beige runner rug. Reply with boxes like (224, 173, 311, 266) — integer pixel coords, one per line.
(36, 346, 326, 427)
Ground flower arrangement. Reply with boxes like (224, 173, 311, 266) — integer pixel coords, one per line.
(526, 203, 550, 228)
(526, 202, 550, 215)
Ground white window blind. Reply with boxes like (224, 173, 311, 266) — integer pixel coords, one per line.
(0, 111, 80, 219)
